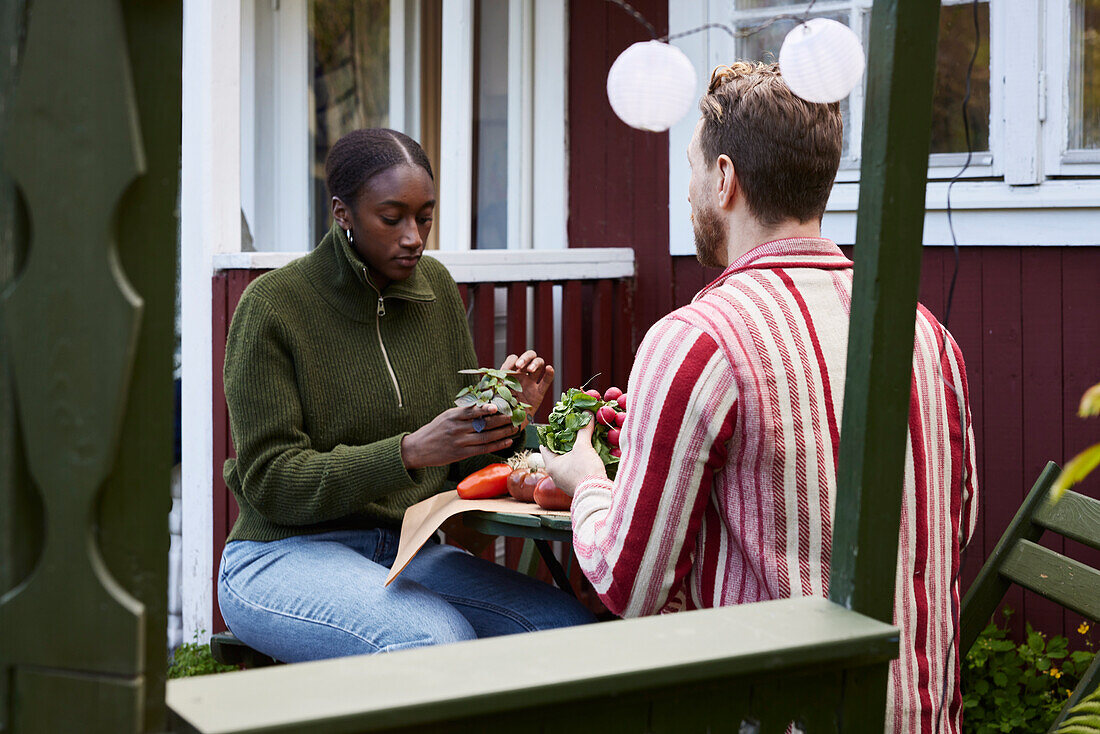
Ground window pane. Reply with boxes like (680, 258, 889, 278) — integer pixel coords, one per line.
(929, 2, 990, 154)
(1070, 0, 1100, 150)
(310, 0, 390, 244)
(736, 14, 852, 158)
(473, 0, 509, 249)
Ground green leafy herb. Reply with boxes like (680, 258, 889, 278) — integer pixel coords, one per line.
(537, 388, 621, 478)
(455, 368, 531, 430)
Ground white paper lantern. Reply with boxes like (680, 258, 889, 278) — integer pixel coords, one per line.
(779, 18, 865, 104)
(606, 40, 697, 132)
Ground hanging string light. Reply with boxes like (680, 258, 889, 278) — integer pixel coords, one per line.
(606, 40, 697, 132)
(602, 0, 865, 131)
(778, 18, 865, 104)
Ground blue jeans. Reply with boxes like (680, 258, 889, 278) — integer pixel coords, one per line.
(218, 528, 596, 662)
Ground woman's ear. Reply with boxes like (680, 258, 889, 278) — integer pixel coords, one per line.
(331, 196, 351, 229)
(715, 154, 737, 210)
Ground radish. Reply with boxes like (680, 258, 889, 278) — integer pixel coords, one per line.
(607, 428, 620, 447)
(616, 393, 628, 410)
(603, 386, 623, 402)
(597, 405, 618, 426)
(585, 389, 602, 399)
(615, 411, 626, 427)
(610, 447, 621, 458)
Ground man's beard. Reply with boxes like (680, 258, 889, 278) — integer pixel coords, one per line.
(692, 204, 727, 269)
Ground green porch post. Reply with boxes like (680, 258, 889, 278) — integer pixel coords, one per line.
(0, 0, 181, 731)
(829, 0, 943, 721)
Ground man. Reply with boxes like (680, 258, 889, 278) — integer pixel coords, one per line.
(543, 62, 978, 733)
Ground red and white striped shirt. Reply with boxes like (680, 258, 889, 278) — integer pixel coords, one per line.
(571, 238, 978, 734)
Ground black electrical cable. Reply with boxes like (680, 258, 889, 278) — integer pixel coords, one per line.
(605, 0, 820, 45)
(935, 1, 981, 731)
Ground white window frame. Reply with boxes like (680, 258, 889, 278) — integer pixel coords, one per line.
(242, 0, 425, 253)
(1043, 0, 1100, 176)
(668, 0, 1100, 253)
(440, 0, 568, 251)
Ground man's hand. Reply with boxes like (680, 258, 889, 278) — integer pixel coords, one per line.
(501, 350, 554, 422)
(540, 418, 607, 496)
(402, 403, 517, 470)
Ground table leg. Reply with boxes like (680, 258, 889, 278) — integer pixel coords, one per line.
(533, 539, 577, 598)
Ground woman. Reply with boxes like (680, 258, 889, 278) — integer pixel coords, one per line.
(218, 128, 594, 663)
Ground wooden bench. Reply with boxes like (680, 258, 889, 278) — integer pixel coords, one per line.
(960, 461, 1100, 731)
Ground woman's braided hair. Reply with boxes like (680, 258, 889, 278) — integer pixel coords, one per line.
(324, 128, 434, 205)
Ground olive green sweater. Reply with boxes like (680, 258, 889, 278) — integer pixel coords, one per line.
(222, 225, 500, 542)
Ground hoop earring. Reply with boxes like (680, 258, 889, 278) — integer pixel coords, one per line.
(346, 229, 354, 244)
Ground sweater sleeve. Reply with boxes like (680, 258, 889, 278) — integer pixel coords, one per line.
(224, 293, 422, 526)
(570, 317, 738, 617)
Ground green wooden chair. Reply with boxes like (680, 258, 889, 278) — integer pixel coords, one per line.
(960, 461, 1100, 731)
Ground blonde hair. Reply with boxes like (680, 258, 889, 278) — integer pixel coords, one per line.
(698, 61, 843, 225)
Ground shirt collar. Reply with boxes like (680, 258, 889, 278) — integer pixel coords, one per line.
(694, 237, 852, 302)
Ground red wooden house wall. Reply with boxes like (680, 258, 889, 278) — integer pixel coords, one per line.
(567, 0, 1100, 642)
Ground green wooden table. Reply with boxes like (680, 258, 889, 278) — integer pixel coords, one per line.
(462, 510, 577, 597)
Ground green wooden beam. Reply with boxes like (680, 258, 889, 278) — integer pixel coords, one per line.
(1, 3, 36, 733)
(0, 0, 180, 730)
(829, 0, 943, 628)
(1034, 489, 1100, 551)
(168, 597, 898, 734)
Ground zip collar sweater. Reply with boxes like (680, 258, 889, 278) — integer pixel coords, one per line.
(222, 224, 493, 542)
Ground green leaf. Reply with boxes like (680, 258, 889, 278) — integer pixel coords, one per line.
(1079, 381, 1100, 417)
(1051, 442, 1100, 501)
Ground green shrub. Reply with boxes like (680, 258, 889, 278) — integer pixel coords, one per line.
(963, 609, 1096, 733)
(168, 630, 239, 678)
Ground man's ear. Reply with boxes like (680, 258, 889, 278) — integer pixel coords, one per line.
(331, 196, 351, 229)
(715, 154, 737, 210)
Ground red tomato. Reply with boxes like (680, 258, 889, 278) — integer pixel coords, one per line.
(508, 469, 543, 502)
(506, 469, 525, 498)
(607, 428, 621, 447)
(596, 405, 618, 426)
(457, 463, 511, 499)
(533, 475, 572, 510)
(603, 386, 623, 402)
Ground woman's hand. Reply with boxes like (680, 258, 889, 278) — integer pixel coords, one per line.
(502, 350, 555, 422)
(401, 403, 518, 470)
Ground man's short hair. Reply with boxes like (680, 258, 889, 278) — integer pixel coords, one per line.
(698, 62, 843, 225)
